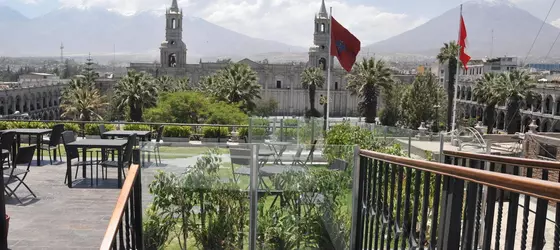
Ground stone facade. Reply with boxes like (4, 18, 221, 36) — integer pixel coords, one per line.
(0, 73, 66, 119)
(129, 0, 414, 117)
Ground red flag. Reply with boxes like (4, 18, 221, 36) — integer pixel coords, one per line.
(459, 15, 471, 70)
(330, 17, 361, 72)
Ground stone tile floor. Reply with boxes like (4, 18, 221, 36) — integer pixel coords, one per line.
(5, 155, 200, 250)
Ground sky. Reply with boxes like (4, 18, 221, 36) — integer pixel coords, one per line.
(0, 0, 559, 47)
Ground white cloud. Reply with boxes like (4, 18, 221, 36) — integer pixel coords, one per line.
(552, 18, 560, 28)
(55, 0, 427, 47)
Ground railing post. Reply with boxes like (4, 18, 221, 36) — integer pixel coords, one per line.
(349, 145, 361, 250)
(133, 165, 143, 249)
(0, 156, 6, 250)
(248, 144, 259, 250)
(279, 119, 284, 142)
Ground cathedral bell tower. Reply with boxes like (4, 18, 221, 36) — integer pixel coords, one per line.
(308, 0, 331, 71)
(160, 0, 187, 68)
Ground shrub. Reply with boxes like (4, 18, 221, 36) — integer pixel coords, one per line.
(162, 126, 192, 138)
(144, 205, 172, 250)
(63, 123, 80, 134)
(123, 124, 152, 131)
(84, 124, 116, 135)
(202, 127, 229, 138)
(283, 118, 298, 127)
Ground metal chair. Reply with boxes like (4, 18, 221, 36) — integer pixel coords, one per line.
(143, 125, 164, 166)
(101, 134, 136, 180)
(62, 131, 100, 186)
(0, 131, 16, 166)
(40, 124, 64, 165)
(4, 145, 37, 204)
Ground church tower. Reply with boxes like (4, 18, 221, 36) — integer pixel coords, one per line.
(308, 0, 331, 71)
(160, 0, 187, 68)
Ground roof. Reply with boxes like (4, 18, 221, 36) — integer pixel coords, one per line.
(318, 0, 328, 18)
(170, 0, 179, 11)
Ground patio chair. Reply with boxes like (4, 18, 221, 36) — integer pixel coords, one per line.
(62, 131, 100, 186)
(292, 140, 317, 167)
(101, 134, 136, 180)
(143, 125, 164, 166)
(99, 124, 107, 139)
(4, 145, 37, 204)
(0, 131, 16, 165)
(229, 147, 270, 183)
(40, 123, 64, 165)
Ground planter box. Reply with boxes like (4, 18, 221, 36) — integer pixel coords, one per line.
(162, 137, 190, 143)
(202, 137, 228, 143)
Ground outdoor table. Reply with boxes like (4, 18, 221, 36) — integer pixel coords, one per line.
(103, 130, 152, 166)
(265, 141, 292, 165)
(260, 165, 306, 175)
(5, 129, 52, 166)
(65, 139, 128, 188)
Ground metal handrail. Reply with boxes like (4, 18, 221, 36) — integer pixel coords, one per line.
(360, 149, 560, 202)
(443, 149, 560, 170)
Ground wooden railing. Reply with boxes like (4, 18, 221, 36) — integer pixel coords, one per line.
(100, 164, 143, 250)
(351, 149, 560, 250)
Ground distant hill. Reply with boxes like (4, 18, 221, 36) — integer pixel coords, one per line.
(0, 6, 306, 60)
(365, 0, 560, 59)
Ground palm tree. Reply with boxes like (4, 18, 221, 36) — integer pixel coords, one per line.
(300, 67, 325, 117)
(495, 70, 535, 134)
(175, 77, 191, 92)
(115, 70, 159, 122)
(156, 75, 175, 92)
(473, 73, 502, 134)
(437, 41, 460, 131)
(215, 63, 261, 113)
(60, 79, 107, 121)
(346, 58, 394, 123)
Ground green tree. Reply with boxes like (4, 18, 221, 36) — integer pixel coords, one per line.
(495, 70, 535, 134)
(60, 78, 107, 121)
(115, 70, 159, 122)
(379, 84, 403, 126)
(437, 41, 460, 131)
(253, 98, 279, 117)
(156, 75, 175, 92)
(346, 58, 394, 123)
(301, 67, 325, 118)
(473, 72, 502, 134)
(200, 63, 261, 113)
(401, 73, 446, 129)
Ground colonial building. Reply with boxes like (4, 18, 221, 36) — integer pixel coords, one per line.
(129, 0, 414, 117)
(0, 73, 67, 119)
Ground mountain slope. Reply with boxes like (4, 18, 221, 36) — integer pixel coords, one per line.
(366, 0, 560, 58)
(0, 7, 306, 59)
(0, 6, 28, 23)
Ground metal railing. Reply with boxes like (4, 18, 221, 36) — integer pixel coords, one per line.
(351, 149, 560, 250)
(100, 164, 143, 250)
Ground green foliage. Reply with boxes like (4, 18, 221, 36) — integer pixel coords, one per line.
(144, 205, 173, 250)
(0, 121, 80, 134)
(145, 92, 248, 125)
(202, 127, 230, 138)
(84, 124, 116, 135)
(162, 126, 192, 138)
(437, 41, 460, 130)
(401, 73, 446, 130)
(346, 58, 394, 123)
(123, 124, 152, 131)
(115, 70, 159, 122)
(60, 78, 108, 121)
(380, 85, 403, 126)
(252, 98, 278, 117)
(301, 67, 325, 118)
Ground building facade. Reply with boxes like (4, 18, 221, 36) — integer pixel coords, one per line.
(0, 73, 67, 120)
(129, 0, 414, 117)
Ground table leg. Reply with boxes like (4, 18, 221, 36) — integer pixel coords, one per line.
(117, 147, 123, 188)
(67, 153, 72, 188)
(82, 148, 87, 178)
(36, 134, 42, 166)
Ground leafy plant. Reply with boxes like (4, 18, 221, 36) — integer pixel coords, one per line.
(202, 127, 230, 138)
(123, 124, 152, 131)
(84, 124, 116, 135)
(162, 126, 192, 138)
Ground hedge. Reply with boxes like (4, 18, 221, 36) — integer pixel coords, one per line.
(202, 127, 230, 138)
(85, 124, 117, 135)
(162, 126, 192, 138)
(0, 121, 81, 134)
(123, 124, 152, 131)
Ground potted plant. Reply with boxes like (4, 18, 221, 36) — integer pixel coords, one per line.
(202, 127, 229, 143)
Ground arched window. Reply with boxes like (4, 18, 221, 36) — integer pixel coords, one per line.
(335, 82, 338, 90)
(319, 58, 327, 71)
(172, 18, 177, 29)
(320, 23, 325, 33)
(169, 54, 177, 67)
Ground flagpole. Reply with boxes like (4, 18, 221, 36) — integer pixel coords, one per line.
(451, 4, 462, 133)
(326, 7, 333, 130)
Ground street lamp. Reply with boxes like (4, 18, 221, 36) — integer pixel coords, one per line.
(319, 95, 328, 133)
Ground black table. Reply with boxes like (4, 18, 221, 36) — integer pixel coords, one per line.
(6, 129, 52, 166)
(66, 139, 128, 188)
(103, 130, 152, 166)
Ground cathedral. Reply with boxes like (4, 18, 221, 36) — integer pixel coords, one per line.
(129, 0, 361, 117)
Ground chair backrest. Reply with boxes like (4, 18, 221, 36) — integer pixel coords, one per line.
(99, 124, 107, 139)
(229, 148, 251, 166)
(303, 140, 318, 166)
(294, 146, 304, 158)
(155, 126, 164, 142)
(13, 145, 36, 168)
(123, 134, 137, 164)
(61, 131, 79, 160)
(0, 131, 16, 152)
(49, 124, 65, 147)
